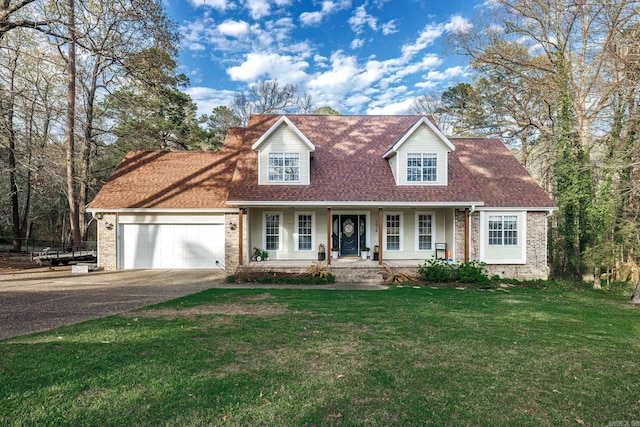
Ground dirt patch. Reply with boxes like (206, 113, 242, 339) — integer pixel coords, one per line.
(0, 252, 40, 272)
(127, 303, 291, 319)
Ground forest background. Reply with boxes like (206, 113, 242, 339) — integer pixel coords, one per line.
(2, 0, 640, 285)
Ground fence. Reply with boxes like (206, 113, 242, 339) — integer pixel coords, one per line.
(0, 237, 97, 254)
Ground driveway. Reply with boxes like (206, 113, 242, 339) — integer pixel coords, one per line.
(0, 267, 226, 340)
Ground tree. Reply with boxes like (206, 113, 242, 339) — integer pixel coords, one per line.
(313, 106, 340, 115)
(231, 79, 300, 125)
(201, 106, 241, 150)
(452, 0, 640, 278)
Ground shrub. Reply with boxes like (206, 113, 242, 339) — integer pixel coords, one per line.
(418, 259, 455, 282)
(418, 259, 490, 285)
(457, 261, 490, 285)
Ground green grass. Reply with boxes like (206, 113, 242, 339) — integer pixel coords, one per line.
(1, 286, 640, 426)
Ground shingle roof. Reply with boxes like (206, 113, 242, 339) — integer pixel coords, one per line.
(88, 114, 555, 211)
(87, 128, 245, 210)
(227, 114, 555, 208)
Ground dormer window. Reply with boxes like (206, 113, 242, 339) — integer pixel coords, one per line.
(407, 153, 437, 182)
(268, 153, 300, 182)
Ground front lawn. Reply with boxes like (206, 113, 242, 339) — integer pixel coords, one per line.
(1, 286, 639, 426)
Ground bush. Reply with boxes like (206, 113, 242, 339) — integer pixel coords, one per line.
(457, 261, 490, 285)
(418, 259, 455, 282)
(418, 259, 490, 285)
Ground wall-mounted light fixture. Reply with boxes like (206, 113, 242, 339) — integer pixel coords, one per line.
(105, 222, 114, 231)
(95, 212, 103, 220)
(229, 223, 237, 231)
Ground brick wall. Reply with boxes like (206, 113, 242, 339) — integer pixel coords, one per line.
(97, 213, 117, 271)
(225, 212, 247, 272)
(455, 210, 549, 280)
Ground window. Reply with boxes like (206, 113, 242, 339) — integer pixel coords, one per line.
(386, 214, 400, 250)
(488, 215, 518, 246)
(268, 153, 300, 182)
(407, 153, 437, 182)
(297, 213, 313, 251)
(265, 213, 280, 250)
(417, 213, 433, 250)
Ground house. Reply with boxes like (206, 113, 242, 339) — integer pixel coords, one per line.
(87, 114, 556, 280)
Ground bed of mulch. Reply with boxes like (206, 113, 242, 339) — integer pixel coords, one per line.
(227, 270, 335, 285)
(0, 252, 41, 272)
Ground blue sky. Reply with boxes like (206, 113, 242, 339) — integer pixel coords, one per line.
(166, 0, 483, 116)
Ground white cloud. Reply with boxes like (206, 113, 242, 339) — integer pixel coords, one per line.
(187, 0, 231, 11)
(299, 0, 351, 27)
(227, 52, 309, 83)
(184, 87, 237, 116)
(217, 20, 250, 38)
(349, 4, 377, 33)
(381, 20, 397, 35)
(180, 15, 219, 52)
(444, 15, 472, 34)
(367, 97, 415, 115)
(425, 65, 464, 81)
(350, 38, 364, 49)
(299, 11, 323, 26)
(401, 23, 444, 59)
(244, 0, 271, 19)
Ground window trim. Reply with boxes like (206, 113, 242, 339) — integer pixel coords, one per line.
(479, 211, 527, 265)
(294, 211, 315, 252)
(383, 212, 403, 251)
(407, 153, 438, 183)
(268, 153, 300, 182)
(262, 211, 283, 252)
(415, 211, 435, 251)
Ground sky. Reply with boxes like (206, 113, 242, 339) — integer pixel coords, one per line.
(165, 0, 483, 117)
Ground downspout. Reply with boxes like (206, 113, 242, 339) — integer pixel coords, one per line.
(465, 204, 477, 263)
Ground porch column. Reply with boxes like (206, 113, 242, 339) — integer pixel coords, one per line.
(378, 208, 383, 265)
(327, 208, 332, 265)
(464, 207, 470, 263)
(238, 208, 244, 266)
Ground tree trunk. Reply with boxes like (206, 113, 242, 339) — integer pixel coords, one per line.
(65, 0, 81, 248)
(7, 51, 22, 251)
(631, 279, 640, 305)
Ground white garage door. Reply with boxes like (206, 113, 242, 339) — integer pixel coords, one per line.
(120, 223, 225, 269)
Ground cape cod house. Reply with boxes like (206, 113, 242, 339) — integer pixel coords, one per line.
(87, 114, 556, 280)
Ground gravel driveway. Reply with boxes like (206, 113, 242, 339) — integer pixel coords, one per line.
(0, 267, 226, 340)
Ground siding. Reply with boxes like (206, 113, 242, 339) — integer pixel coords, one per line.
(395, 125, 450, 186)
(257, 124, 311, 185)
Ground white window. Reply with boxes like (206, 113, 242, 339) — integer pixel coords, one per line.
(386, 214, 401, 251)
(488, 215, 518, 246)
(416, 212, 434, 250)
(264, 213, 281, 251)
(268, 153, 300, 182)
(407, 153, 437, 182)
(296, 213, 314, 251)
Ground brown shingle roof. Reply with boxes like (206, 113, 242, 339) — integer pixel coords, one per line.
(227, 114, 555, 208)
(88, 114, 555, 210)
(87, 128, 245, 210)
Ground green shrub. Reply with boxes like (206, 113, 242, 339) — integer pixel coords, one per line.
(418, 259, 455, 282)
(457, 261, 490, 285)
(419, 259, 490, 285)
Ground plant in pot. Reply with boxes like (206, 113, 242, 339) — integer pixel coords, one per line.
(331, 247, 339, 259)
(360, 246, 370, 260)
(261, 251, 269, 261)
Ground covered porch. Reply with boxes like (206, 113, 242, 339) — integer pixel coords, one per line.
(232, 204, 477, 270)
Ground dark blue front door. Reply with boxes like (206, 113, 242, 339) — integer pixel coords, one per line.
(340, 215, 358, 256)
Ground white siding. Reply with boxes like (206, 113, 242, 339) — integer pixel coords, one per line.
(257, 124, 311, 185)
(395, 124, 450, 186)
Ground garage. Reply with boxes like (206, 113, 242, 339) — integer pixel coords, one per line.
(118, 215, 225, 269)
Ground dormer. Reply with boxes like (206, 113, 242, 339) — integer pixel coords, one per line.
(252, 116, 315, 185)
(383, 116, 455, 186)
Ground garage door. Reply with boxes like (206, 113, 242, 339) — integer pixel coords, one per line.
(120, 223, 225, 269)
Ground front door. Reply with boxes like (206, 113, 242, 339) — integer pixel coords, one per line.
(340, 215, 359, 256)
